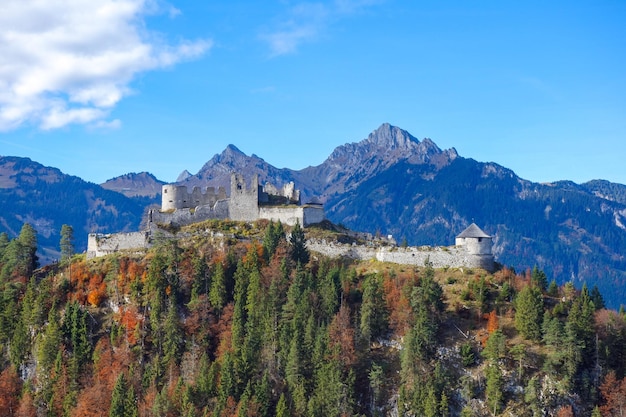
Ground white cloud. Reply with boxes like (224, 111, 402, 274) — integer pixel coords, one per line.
(0, 0, 211, 131)
(260, 0, 382, 57)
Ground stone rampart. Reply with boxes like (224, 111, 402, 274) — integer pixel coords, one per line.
(151, 200, 230, 227)
(258, 205, 325, 227)
(87, 231, 150, 259)
(307, 240, 495, 272)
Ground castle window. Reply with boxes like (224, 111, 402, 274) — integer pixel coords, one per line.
(478, 238, 482, 242)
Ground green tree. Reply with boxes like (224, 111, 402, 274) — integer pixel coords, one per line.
(530, 266, 547, 292)
(514, 285, 544, 341)
(485, 363, 504, 415)
(110, 373, 128, 417)
(60, 224, 74, 263)
(209, 261, 227, 312)
(360, 273, 389, 346)
(289, 221, 309, 265)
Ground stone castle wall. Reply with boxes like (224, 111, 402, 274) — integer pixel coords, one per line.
(87, 231, 150, 259)
(307, 240, 495, 272)
(162, 185, 227, 211)
(259, 205, 325, 227)
(229, 174, 261, 222)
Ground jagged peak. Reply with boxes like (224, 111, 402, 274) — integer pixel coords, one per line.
(364, 123, 420, 149)
(176, 170, 192, 182)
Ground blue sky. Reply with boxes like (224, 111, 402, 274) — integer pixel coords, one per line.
(1, 0, 625, 186)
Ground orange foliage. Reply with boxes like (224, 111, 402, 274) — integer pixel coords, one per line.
(0, 365, 21, 415)
(599, 371, 626, 417)
(556, 405, 574, 417)
(328, 304, 356, 369)
(383, 271, 418, 336)
(214, 303, 235, 360)
(72, 380, 111, 417)
(15, 390, 36, 417)
(485, 310, 499, 334)
(220, 396, 238, 417)
(119, 306, 143, 345)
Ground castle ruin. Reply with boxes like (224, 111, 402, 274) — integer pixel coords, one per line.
(87, 173, 494, 272)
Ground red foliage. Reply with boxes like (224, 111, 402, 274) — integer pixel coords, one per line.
(556, 405, 574, 417)
(15, 390, 36, 417)
(119, 306, 143, 345)
(328, 304, 356, 369)
(220, 396, 238, 417)
(383, 271, 417, 336)
(0, 365, 22, 415)
(599, 371, 626, 417)
(485, 310, 499, 334)
(214, 303, 235, 360)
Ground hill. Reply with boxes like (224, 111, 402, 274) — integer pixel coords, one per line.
(0, 156, 148, 263)
(176, 124, 626, 308)
(0, 220, 623, 416)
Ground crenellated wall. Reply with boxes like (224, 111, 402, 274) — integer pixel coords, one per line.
(162, 184, 227, 211)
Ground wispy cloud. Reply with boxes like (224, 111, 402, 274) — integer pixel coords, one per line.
(260, 0, 382, 57)
(0, 0, 212, 131)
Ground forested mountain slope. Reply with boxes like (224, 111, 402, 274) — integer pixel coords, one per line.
(0, 157, 146, 263)
(0, 220, 624, 416)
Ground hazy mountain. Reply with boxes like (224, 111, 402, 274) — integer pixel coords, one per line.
(101, 172, 164, 199)
(3, 123, 626, 307)
(0, 156, 147, 264)
(175, 124, 626, 307)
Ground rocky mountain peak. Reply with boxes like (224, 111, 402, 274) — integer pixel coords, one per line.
(176, 170, 192, 182)
(364, 123, 421, 150)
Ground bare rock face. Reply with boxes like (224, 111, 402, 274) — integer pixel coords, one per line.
(176, 170, 192, 182)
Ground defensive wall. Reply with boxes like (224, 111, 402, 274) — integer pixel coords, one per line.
(307, 240, 495, 272)
(87, 231, 150, 259)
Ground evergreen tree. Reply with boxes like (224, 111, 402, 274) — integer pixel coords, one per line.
(590, 285, 605, 310)
(531, 266, 548, 292)
(485, 363, 504, 415)
(60, 224, 74, 263)
(515, 285, 544, 341)
(209, 261, 227, 312)
(360, 273, 389, 346)
(110, 373, 128, 417)
(275, 393, 289, 417)
(289, 222, 309, 265)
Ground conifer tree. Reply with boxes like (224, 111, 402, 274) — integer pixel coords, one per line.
(514, 285, 544, 341)
(60, 224, 74, 263)
(289, 221, 309, 265)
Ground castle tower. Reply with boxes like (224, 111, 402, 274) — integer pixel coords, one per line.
(162, 185, 190, 211)
(455, 223, 492, 255)
(229, 173, 260, 221)
(455, 223, 495, 271)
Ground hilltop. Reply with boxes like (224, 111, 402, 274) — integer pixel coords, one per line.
(0, 219, 623, 416)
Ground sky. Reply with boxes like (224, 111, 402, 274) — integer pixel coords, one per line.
(0, 0, 625, 186)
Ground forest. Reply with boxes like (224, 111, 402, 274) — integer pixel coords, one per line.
(0, 219, 625, 416)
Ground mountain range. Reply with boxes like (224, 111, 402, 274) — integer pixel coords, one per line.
(1, 123, 625, 308)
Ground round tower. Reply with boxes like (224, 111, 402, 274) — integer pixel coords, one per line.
(162, 185, 189, 211)
(455, 223, 492, 255)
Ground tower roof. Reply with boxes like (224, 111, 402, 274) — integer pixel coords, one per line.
(456, 223, 491, 239)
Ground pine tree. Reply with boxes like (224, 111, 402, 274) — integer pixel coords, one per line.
(60, 224, 74, 263)
(209, 262, 227, 312)
(289, 221, 309, 265)
(514, 285, 544, 341)
(531, 266, 548, 292)
(360, 273, 388, 346)
(485, 363, 504, 415)
(110, 373, 128, 417)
